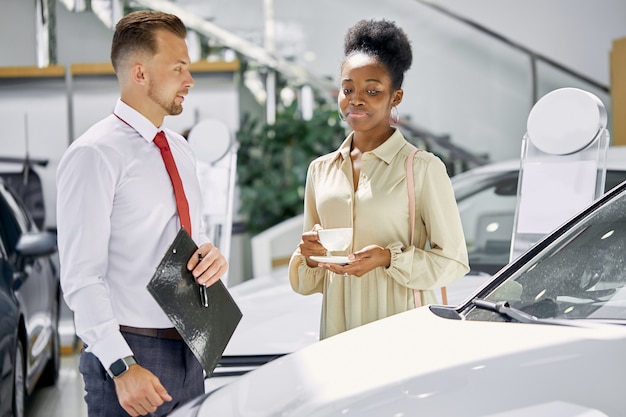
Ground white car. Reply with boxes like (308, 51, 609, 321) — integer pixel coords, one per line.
(180, 175, 626, 416)
(205, 146, 626, 392)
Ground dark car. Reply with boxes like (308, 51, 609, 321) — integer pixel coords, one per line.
(0, 178, 61, 417)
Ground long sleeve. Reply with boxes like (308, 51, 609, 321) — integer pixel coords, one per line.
(57, 140, 134, 367)
(288, 162, 328, 295)
(385, 154, 469, 292)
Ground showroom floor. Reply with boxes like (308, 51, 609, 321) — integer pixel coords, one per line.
(26, 299, 87, 417)
(26, 353, 87, 417)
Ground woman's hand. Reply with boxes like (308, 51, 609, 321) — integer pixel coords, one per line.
(318, 245, 391, 277)
(298, 224, 327, 267)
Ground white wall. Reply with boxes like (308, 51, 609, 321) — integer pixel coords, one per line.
(2, 0, 625, 162)
(0, 0, 112, 66)
(431, 0, 626, 87)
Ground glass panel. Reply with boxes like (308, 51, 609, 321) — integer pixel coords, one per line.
(510, 87, 610, 261)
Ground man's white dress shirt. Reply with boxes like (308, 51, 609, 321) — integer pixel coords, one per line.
(56, 99, 209, 370)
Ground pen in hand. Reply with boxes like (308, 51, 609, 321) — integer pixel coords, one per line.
(198, 252, 209, 308)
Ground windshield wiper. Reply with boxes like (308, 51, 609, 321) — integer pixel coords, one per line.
(472, 299, 540, 323)
(471, 298, 620, 328)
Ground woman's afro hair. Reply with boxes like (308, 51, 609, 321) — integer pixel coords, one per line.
(343, 19, 413, 90)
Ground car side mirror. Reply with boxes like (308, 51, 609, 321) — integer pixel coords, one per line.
(11, 231, 57, 291)
(15, 231, 57, 258)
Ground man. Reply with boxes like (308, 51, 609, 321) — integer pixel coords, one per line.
(56, 10, 227, 417)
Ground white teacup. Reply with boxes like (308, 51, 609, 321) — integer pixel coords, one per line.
(318, 228, 353, 255)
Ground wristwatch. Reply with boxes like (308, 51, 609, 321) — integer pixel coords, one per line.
(107, 356, 137, 379)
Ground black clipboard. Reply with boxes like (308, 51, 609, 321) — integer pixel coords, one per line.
(147, 228, 242, 376)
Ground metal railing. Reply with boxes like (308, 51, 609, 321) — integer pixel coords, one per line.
(414, 0, 609, 103)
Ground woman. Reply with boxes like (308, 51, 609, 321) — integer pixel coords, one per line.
(288, 18, 469, 339)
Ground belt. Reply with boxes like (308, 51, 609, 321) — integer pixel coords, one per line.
(120, 325, 183, 341)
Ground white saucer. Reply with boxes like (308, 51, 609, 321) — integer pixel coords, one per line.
(310, 255, 353, 265)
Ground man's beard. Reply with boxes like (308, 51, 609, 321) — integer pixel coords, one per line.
(148, 83, 183, 116)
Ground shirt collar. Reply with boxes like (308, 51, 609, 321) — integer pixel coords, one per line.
(113, 99, 160, 143)
(336, 134, 353, 162)
(335, 127, 405, 164)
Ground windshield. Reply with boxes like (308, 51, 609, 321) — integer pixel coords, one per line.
(466, 184, 626, 323)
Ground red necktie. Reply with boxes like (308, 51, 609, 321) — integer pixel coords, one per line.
(153, 131, 192, 235)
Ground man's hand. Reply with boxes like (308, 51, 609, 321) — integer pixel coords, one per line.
(114, 365, 172, 416)
(188, 242, 228, 287)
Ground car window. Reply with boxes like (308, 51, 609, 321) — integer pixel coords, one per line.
(0, 183, 27, 255)
(467, 185, 626, 322)
(604, 170, 626, 193)
(0, 218, 7, 260)
(454, 171, 518, 275)
(453, 169, 626, 276)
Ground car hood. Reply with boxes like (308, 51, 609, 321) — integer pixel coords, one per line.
(224, 269, 489, 356)
(196, 306, 626, 416)
(225, 267, 321, 355)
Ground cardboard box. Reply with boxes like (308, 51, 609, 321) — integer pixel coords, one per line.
(611, 37, 626, 145)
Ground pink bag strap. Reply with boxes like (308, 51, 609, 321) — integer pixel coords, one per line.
(406, 149, 448, 306)
(407, 149, 418, 247)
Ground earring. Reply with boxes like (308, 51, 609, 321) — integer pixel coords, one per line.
(391, 106, 399, 124)
(338, 109, 346, 122)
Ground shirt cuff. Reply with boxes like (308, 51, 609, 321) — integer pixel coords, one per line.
(385, 241, 414, 287)
(87, 330, 134, 370)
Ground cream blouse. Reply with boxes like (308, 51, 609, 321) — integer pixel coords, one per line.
(288, 128, 470, 339)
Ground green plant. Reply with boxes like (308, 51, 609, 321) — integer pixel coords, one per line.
(236, 102, 346, 235)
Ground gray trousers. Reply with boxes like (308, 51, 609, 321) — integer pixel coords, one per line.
(79, 332, 204, 417)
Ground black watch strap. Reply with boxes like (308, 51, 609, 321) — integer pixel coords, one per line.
(107, 356, 137, 379)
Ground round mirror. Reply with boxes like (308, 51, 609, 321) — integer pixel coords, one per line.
(187, 119, 232, 164)
(527, 87, 607, 155)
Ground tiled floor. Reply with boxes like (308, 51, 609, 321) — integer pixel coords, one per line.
(26, 353, 87, 417)
(25, 297, 87, 417)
